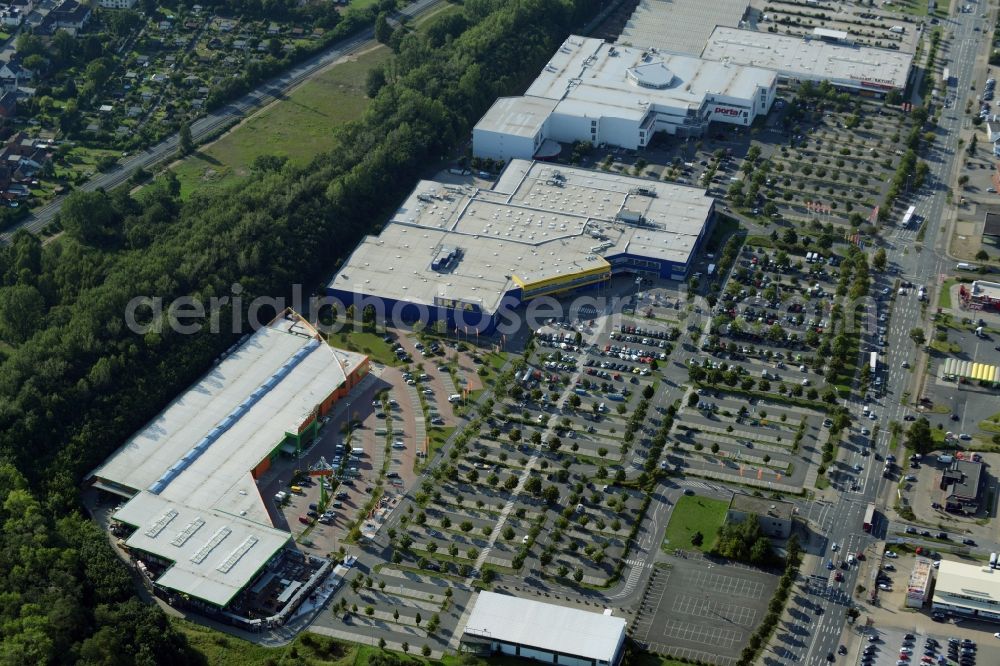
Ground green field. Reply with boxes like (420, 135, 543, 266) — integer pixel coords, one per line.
(170, 3, 462, 197)
(171, 47, 392, 197)
(661, 494, 729, 553)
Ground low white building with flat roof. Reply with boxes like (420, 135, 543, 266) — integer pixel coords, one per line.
(932, 560, 1000, 622)
(88, 310, 369, 609)
(328, 159, 715, 333)
(701, 27, 913, 95)
(461, 591, 627, 666)
(473, 35, 776, 161)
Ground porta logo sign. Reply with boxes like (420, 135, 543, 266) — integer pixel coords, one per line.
(713, 106, 742, 117)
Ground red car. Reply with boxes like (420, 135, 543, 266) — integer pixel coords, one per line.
(298, 516, 310, 525)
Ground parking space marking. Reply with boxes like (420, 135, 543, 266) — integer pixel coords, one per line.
(645, 642, 736, 666)
(658, 620, 741, 648)
(671, 594, 757, 626)
(690, 570, 765, 599)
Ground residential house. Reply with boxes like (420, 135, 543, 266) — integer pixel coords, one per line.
(44, 0, 92, 34)
(11, 0, 35, 13)
(98, 0, 138, 8)
(0, 7, 23, 27)
(987, 120, 1000, 156)
(0, 62, 30, 93)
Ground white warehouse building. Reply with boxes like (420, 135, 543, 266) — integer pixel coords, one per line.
(474, 35, 776, 162)
(460, 592, 627, 666)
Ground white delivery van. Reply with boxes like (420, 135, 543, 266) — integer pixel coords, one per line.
(448, 394, 462, 403)
(351, 447, 364, 456)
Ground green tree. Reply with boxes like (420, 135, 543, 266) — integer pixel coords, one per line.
(58, 190, 125, 247)
(872, 248, 887, 272)
(178, 122, 193, 156)
(0, 285, 44, 344)
(375, 12, 393, 44)
(905, 417, 934, 455)
(909, 328, 926, 346)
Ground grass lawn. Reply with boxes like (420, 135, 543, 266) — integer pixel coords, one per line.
(938, 279, 955, 310)
(661, 494, 728, 553)
(705, 214, 740, 253)
(427, 425, 456, 459)
(176, 617, 535, 665)
(890, 0, 928, 16)
(979, 412, 1000, 434)
(326, 329, 398, 366)
(815, 474, 830, 490)
(172, 46, 391, 197)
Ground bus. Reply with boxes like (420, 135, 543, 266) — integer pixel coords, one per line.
(901, 205, 916, 227)
(869, 352, 877, 373)
(863, 503, 876, 533)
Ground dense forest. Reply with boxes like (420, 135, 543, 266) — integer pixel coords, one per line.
(0, 0, 607, 661)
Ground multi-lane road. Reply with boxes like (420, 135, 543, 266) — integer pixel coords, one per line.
(798, 7, 989, 665)
(0, 0, 443, 243)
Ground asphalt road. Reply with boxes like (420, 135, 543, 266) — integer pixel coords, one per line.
(0, 0, 443, 244)
(799, 7, 989, 666)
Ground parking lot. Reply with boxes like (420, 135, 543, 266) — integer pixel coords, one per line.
(861, 627, 994, 666)
(632, 557, 778, 666)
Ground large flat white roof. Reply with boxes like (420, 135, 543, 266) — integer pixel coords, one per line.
(114, 491, 290, 607)
(933, 560, 1000, 612)
(329, 160, 714, 313)
(619, 0, 750, 56)
(522, 36, 774, 117)
(476, 96, 559, 138)
(702, 27, 913, 90)
(91, 314, 365, 519)
(464, 591, 626, 663)
(89, 313, 366, 606)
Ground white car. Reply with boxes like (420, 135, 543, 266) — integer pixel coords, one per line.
(885, 551, 898, 558)
(879, 583, 893, 591)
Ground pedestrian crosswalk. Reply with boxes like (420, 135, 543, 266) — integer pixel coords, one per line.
(677, 479, 722, 492)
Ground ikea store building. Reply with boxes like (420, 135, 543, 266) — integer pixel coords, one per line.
(327, 160, 715, 334)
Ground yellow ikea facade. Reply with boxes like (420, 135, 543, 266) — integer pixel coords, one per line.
(512, 260, 612, 300)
